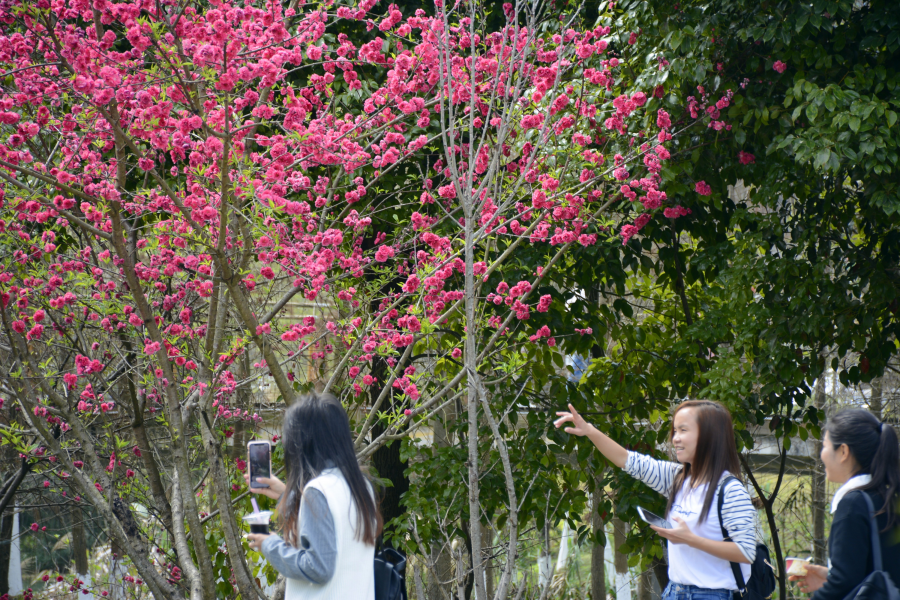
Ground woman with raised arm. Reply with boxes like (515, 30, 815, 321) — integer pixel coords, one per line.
(789, 408, 900, 598)
(245, 392, 381, 600)
(555, 400, 757, 599)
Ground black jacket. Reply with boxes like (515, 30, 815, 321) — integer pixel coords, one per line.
(812, 489, 900, 600)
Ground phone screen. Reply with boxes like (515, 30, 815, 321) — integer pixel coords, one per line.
(248, 442, 271, 489)
(637, 507, 671, 529)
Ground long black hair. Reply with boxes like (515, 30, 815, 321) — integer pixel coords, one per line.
(278, 392, 382, 546)
(824, 408, 900, 531)
(664, 400, 743, 523)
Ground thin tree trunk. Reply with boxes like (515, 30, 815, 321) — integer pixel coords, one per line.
(464, 194, 485, 600)
(483, 522, 494, 599)
(613, 518, 628, 576)
(109, 536, 126, 600)
(869, 377, 883, 421)
(429, 412, 453, 600)
(652, 558, 669, 594)
(812, 372, 828, 565)
(590, 481, 606, 600)
(72, 504, 90, 578)
(0, 509, 12, 595)
(538, 519, 551, 593)
(741, 447, 789, 600)
(637, 569, 652, 600)
(370, 357, 411, 549)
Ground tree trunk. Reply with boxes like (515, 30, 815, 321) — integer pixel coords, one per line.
(637, 569, 653, 600)
(0, 509, 11, 595)
(370, 357, 411, 548)
(613, 517, 628, 575)
(811, 373, 828, 565)
(429, 406, 454, 600)
(109, 536, 126, 600)
(483, 522, 494, 599)
(72, 504, 90, 578)
(590, 479, 606, 600)
(869, 377, 883, 421)
(537, 519, 551, 592)
(651, 558, 669, 594)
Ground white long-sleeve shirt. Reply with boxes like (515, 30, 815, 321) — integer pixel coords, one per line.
(624, 451, 757, 590)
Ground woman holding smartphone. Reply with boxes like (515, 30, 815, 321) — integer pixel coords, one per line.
(245, 393, 381, 600)
(788, 409, 900, 598)
(555, 400, 757, 599)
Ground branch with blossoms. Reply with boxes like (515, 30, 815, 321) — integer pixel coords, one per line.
(0, 0, 736, 597)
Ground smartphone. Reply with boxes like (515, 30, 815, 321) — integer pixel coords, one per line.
(247, 441, 271, 489)
(637, 506, 672, 529)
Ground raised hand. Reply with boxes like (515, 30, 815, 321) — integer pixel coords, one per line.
(554, 403, 595, 437)
(553, 403, 628, 468)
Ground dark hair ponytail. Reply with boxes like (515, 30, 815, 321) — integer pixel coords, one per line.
(825, 409, 900, 530)
(278, 392, 382, 546)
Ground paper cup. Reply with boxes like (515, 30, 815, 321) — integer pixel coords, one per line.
(785, 557, 810, 576)
(243, 511, 273, 535)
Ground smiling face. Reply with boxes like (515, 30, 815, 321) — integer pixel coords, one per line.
(821, 431, 859, 484)
(672, 407, 700, 465)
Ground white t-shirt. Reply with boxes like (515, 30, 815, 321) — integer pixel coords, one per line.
(624, 452, 757, 591)
(668, 476, 752, 590)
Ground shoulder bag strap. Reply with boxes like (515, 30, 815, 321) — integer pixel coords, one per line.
(717, 475, 748, 592)
(859, 491, 883, 572)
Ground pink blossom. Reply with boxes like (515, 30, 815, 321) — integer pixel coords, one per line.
(620, 224, 639, 245)
(143, 341, 161, 355)
(437, 185, 456, 199)
(375, 245, 395, 262)
(738, 151, 756, 165)
(307, 45, 323, 61)
(537, 295, 552, 312)
(773, 61, 787, 73)
(657, 109, 671, 130)
(664, 206, 692, 219)
(695, 181, 712, 196)
(403, 275, 421, 293)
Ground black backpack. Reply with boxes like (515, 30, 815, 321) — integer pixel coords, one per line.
(717, 476, 776, 600)
(374, 545, 407, 600)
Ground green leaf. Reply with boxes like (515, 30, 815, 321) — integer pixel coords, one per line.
(814, 149, 831, 168)
(806, 103, 818, 122)
(849, 116, 861, 132)
(669, 30, 683, 51)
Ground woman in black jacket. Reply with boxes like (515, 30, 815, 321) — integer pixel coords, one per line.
(790, 409, 900, 598)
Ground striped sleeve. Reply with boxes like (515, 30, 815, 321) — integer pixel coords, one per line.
(720, 478, 758, 563)
(622, 451, 681, 497)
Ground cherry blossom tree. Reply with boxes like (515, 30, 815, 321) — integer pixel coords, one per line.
(0, 0, 729, 596)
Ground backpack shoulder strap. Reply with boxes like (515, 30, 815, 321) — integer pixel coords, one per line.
(858, 491, 883, 572)
(717, 475, 748, 592)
